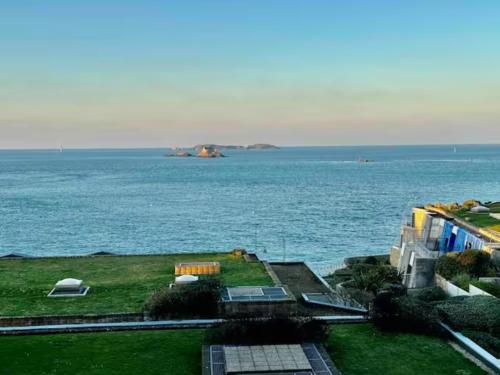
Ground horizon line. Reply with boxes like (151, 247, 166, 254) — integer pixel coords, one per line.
(0, 142, 499, 151)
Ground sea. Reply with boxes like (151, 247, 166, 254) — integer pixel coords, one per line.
(1, 145, 499, 272)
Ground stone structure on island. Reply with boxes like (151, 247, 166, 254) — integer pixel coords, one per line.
(197, 145, 225, 158)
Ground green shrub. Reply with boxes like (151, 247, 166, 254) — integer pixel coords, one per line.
(342, 285, 376, 308)
(435, 255, 462, 280)
(451, 273, 471, 290)
(412, 287, 447, 303)
(351, 264, 402, 294)
(470, 281, 500, 298)
(325, 268, 353, 286)
(458, 250, 491, 277)
(436, 251, 492, 280)
(437, 296, 500, 335)
(364, 256, 379, 265)
(462, 330, 500, 358)
(144, 278, 222, 319)
(371, 292, 443, 336)
(397, 296, 443, 335)
(206, 316, 329, 345)
(371, 291, 398, 329)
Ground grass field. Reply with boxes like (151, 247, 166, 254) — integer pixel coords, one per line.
(0, 324, 487, 375)
(0, 329, 205, 375)
(453, 205, 500, 233)
(0, 252, 272, 317)
(327, 324, 487, 375)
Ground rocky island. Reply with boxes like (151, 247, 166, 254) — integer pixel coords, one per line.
(194, 143, 279, 151)
(197, 145, 225, 158)
(166, 143, 279, 158)
(246, 143, 280, 150)
(165, 149, 194, 157)
(194, 144, 243, 152)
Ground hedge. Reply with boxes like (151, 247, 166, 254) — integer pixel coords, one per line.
(470, 281, 500, 298)
(206, 316, 329, 345)
(412, 287, 447, 303)
(437, 296, 500, 335)
(144, 278, 222, 319)
(462, 330, 500, 358)
(436, 251, 492, 280)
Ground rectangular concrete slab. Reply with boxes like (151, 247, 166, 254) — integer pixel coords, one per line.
(223, 344, 312, 374)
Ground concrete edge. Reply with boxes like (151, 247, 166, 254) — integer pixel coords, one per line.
(0, 316, 368, 336)
(302, 293, 368, 314)
(262, 261, 282, 286)
(0, 250, 241, 261)
(441, 323, 500, 373)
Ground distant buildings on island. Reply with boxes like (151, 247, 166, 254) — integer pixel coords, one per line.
(166, 144, 280, 158)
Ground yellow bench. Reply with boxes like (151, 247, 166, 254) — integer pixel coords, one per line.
(175, 261, 221, 276)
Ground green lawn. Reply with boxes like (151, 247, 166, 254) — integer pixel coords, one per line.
(453, 206, 500, 233)
(327, 324, 487, 375)
(0, 329, 204, 375)
(0, 324, 488, 375)
(0, 253, 272, 317)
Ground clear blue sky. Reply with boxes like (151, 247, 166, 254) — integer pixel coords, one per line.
(1, 1, 499, 148)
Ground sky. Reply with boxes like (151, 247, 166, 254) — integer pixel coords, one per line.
(1, 1, 499, 148)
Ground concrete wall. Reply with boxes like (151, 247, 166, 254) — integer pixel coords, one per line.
(435, 274, 497, 298)
(441, 323, 500, 373)
(0, 312, 144, 327)
(469, 284, 493, 297)
(221, 299, 297, 318)
(389, 246, 401, 268)
(409, 258, 437, 289)
(435, 274, 469, 297)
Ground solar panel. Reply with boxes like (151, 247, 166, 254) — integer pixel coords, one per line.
(222, 287, 289, 302)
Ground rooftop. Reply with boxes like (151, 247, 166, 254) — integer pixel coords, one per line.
(0, 252, 272, 317)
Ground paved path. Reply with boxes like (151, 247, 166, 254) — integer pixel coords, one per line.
(270, 262, 366, 315)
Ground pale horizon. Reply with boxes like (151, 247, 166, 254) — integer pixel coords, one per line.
(2, 1, 500, 148)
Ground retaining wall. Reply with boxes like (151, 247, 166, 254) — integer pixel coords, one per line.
(0, 312, 144, 327)
(435, 274, 469, 297)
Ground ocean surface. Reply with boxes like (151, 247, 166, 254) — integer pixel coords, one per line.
(1, 145, 499, 271)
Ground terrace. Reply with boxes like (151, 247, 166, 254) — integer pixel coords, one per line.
(0, 252, 273, 317)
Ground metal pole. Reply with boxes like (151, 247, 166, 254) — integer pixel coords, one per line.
(282, 236, 286, 262)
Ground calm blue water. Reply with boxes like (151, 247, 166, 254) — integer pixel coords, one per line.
(1, 145, 499, 270)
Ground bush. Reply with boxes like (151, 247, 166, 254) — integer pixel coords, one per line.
(397, 296, 443, 335)
(325, 268, 353, 286)
(206, 316, 329, 345)
(351, 264, 402, 294)
(462, 330, 500, 358)
(457, 250, 491, 277)
(144, 278, 222, 319)
(412, 287, 447, 303)
(451, 273, 471, 290)
(371, 292, 443, 336)
(435, 255, 462, 280)
(470, 281, 500, 298)
(437, 296, 500, 335)
(342, 284, 376, 308)
(436, 251, 492, 280)
(371, 290, 399, 329)
(364, 256, 379, 265)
